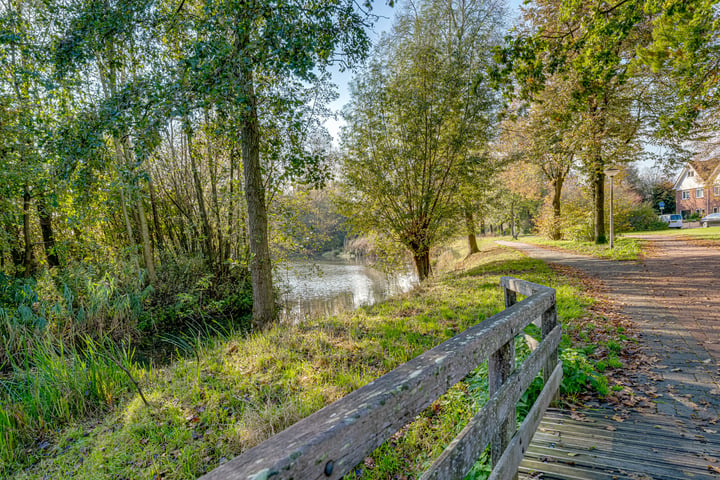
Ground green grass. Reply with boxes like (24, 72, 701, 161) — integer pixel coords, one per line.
(3, 239, 620, 479)
(516, 235, 643, 261)
(630, 225, 720, 241)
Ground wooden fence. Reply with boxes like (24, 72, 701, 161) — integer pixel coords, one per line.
(200, 276, 562, 480)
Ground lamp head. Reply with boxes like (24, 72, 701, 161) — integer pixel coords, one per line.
(604, 166, 621, 177)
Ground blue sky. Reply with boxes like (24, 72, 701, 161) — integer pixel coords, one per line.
(324, 0, 524, 145)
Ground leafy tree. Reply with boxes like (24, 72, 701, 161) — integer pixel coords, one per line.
(164, 0, 379, 327)
(640, 0, 720, 137)
(499, 77, 578, 239)
(496, 0, 649, 244)
(341, 0, 503, 280)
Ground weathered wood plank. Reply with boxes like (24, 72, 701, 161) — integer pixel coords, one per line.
(534, 421, 720, 453)
(540, 303, 557, 398)
(490, 285, 518, 475)
(520, 408, 720, 480)
(526, 440, 719, 475)
(420, 325, 562, 480)
(489, 362, 563, 480)
(520, 458, 620, 480)
(200, 288, 555, 480)
(524, 444, 717, 480)
(500, 276, 553, 297)
(529, 429, 719, 462)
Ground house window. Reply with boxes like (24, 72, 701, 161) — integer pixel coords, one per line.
(697, 188, 704, 198)
(714, 207, 718, 213)
(714, 186, 720, 196)
(688, 170, 695, 177)
(682, 191, 690, 200)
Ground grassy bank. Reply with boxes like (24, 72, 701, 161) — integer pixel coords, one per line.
(4, 240, 625, 479)
(516, 235, 643, 261)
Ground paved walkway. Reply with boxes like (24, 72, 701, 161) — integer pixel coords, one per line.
(497, 238, 720, 423)
(498, 238, 720, 478)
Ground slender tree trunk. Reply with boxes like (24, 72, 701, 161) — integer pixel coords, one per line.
(10, 224, 23, 268)
(228, 145, 238, 261)
(136, 197, 156, 282)
(187, 129, 215, 268)
(239, 69, 275, 328)
(148, 175, 164, 252)
(36, 195, 60, 268)
(511, 202, 518, 240)
(593, 163, 606, 244)
(464, 208, 479, 254)
(550, 177, 564, 240)
(22, 187, 33, 276)
(413, 249, 431, 281)
(205, 110, 225, 269)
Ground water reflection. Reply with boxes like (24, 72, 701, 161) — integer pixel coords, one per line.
(276, 259, 417, 323)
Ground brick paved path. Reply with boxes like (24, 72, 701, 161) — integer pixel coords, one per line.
(497, 238, 720, 423)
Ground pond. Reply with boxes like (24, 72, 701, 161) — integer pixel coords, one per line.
(275, 259, 418, 323)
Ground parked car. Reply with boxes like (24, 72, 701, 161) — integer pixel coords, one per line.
(659, 214, 683, 229)
(700, 212, 720, 228)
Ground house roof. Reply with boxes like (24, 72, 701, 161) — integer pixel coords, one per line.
(689, 158, 720, 183)
(673, 158, 720, 190)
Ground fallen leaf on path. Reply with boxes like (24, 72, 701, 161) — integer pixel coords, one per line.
(571, 412, 587, 421)
(605, 425, 617, 431)
(708, 465, 720, 474)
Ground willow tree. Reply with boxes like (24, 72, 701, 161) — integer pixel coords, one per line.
(341, 0, 503, 280)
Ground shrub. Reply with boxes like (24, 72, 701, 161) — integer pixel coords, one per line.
(627, 203, 668, 231)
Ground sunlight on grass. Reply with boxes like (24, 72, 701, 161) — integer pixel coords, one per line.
(6, 240, 612, 480)
(517, 235, 643, 261)
(633, 225, 720, 242)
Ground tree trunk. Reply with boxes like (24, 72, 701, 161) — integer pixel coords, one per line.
(148, 175, 164, 252)
(239, 69, 275, 329)
(10, 225, 23, 268)
(550, 177, 564, 240)
(464, 208, 479, 254)
(228, 145, 240, 262)
(136, 197, 156, 282)
(511, 202, 518, 240)
(593, 165, 606, 244)
(205, 109, 225, 270)
(187, 128, 215, 268)
(413, 249, 431, 281)
(36, 195, 60, 268)
(22, 187, 33, 276)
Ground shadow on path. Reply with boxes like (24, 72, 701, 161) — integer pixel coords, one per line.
(499, 238, 720, 478)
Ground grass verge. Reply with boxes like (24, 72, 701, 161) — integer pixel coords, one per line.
(4, 240, 628, 479)
(516, 235, 643, 261)
(630, 225, 720, 244)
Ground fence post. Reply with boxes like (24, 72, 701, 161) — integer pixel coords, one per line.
(541, 294, 559, 402)
(489, 286, 518, 478)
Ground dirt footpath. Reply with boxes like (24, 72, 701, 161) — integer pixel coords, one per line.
(497, 237, 720, 425)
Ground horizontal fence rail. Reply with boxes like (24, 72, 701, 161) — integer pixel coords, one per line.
(201, 276, 561, 480)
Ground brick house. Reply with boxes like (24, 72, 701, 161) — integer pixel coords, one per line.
(674, 158, 720, 218)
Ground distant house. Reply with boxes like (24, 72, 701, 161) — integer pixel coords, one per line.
(674, 158, 720, 218)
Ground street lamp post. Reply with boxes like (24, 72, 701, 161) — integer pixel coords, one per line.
(604, 166, 621, 249)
